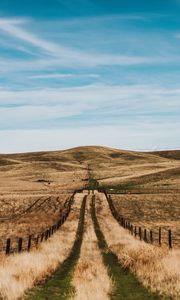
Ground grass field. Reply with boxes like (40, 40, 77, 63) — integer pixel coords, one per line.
(111, 193, 180, 247)
(0, 146, 179, 299)
(0, 149, 89, 251)
(0, 193, 71, 251)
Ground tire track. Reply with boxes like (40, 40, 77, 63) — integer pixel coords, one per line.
(91, 194, 162, 300)
(72, 195, 112, 300)
(25, 193, 86, 300)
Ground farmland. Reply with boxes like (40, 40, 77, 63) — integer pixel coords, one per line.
(0, 149, 88, 250)
(0, 146, 179, 299)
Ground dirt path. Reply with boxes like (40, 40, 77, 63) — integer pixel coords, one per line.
(72, 194, 112, 300)
(1, 191, 177, 300)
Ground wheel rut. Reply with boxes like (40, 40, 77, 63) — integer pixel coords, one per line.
(72, 194, 112, 300)
(26, 194, 86, 300)
(91, 193, 162, 300)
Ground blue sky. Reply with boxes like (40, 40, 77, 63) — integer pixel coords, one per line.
(0, 0, 180, 153)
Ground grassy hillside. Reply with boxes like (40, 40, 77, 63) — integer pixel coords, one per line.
(149, 150, 180, 160)
(0, 147, 179, 299)
(0, 146, 180, 194)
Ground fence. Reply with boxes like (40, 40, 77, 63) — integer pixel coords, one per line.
(103, 190, 177, 249)
(2, 192, 76, 256)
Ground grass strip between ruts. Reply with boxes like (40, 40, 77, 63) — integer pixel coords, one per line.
(91, 195, 171, 300)
(26, 195, 87, 300)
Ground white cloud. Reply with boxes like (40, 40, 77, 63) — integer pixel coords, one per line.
(0, 84, 180, 110)
(0, 17, 163, 67)
(0, 84, 179, 131)
(0, 104, 86, 125)
(28, 73, 99, 79)
(0, 123, 179, 154)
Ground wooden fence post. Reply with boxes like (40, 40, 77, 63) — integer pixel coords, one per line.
(134, 226, 137, 237)
(144, 229, 147, 242)
(150, 230, 153, 244)
(36, 235, 39, 246)
(131, 225, 133, 235)
(27, 235, 32, 251)
(51, 226, 54, 235)
(6, 238, 11, 255)
(41, 232, 44, 242)
(139, 227, 142, 240)
(129, 222, 131, 231)
(159, 227, 161, 246)
(168, 230, 172, 249)
(18, 238, 23, 253)
(45, 230, 49, 240)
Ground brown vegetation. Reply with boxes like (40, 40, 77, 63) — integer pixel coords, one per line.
(96, 192, 180, 299)
(111, 193, 180, 247)
(0, 146, 179, 299)
(0, 194, 71, 251)
(0, 149, 89, 245)
(0, 193, 82, 300)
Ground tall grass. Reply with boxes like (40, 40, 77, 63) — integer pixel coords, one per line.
(0, 193, 83, 300)
(96, 193, 180, 299)
(27, 194, 87, 300)
(92, 195, 160, 300)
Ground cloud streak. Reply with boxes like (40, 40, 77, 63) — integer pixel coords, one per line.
(0, 11, 179, 152)
(0, 17, 164, 67)
(0, 84, 179, 130)
(0, 122, 179, 154)
(28, 73, 99, 79)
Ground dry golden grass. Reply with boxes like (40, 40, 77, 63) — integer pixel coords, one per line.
(96, 192, 180, 299)
(1, 146, 179, 194)
(0, 193, 82, 300)
(0, 193, 71, 249)
(0, 149, 88, 194)
(0, 148, 89, 246)
(112, 193, 180, 247)
(88, 147, 180, 189)
(72, 194, 112, 300)
(0, 146, 179, 298)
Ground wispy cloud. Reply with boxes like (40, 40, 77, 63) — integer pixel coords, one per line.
(0, 17, 164, 67)
(0, 18, 65, 55)
(0, 121, 179, 153)
(0, 10, 179, 152)
(0, 84, 179, 130)
(28, 73, 99, 79)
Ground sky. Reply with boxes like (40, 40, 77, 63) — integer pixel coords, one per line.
(0, 0, 180, 153)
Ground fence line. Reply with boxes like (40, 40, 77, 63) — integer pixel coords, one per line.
(102, 190, 176, 249)
(2, 191, 77, 256)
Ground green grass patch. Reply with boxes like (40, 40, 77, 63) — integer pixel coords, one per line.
(26, 196, 87, 300)
(91, 196, 169, 300)
(88, 178, 99, 190)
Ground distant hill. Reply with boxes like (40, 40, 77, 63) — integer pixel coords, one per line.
(149, 150, 180, 160)
(0, 146, 180, 193)
(0, 145, 174, 167)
